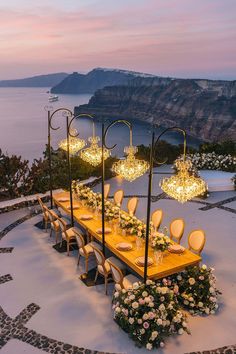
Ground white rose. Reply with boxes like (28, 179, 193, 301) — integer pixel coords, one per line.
(189, 278, 196, 285)
(143, 313, 149, 320)
(160, 342, 165, 348)
(142, 291, 148, 297)
(209, 287, 215, 294)
(146, 343, 152, 350)
(205, 308, 210, 314)
(132, 302, 139, 309)
(148, 302, 154, 308)
(198, 302, 203, 307)
(157, 318, 163, 325)
(137, 319, 142, 324)
(140, 328, 145, 334)
(178, 328, 184, 335)
(129, 317, 134, 324)
(202, 264, 207, 270)
(115, 307, 121, 313)
(129, 294, 135, 300)
(133, 282, 139, 289)
(159, 304, 165, 311)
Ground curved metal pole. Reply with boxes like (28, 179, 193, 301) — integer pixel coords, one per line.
(47, 108, 73, 225)
(68, 113, 94, 137)
(101, 119, 133, 255)
(143, 126, 187, 283)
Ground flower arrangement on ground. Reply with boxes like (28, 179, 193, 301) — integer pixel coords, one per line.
(169, 264, 221, 315)
(175, 152, 236, 173)
(112, 280, 190, 350)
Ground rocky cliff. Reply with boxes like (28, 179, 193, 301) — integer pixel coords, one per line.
(75, 77, 236, 142)
(51, 68, 155, 94)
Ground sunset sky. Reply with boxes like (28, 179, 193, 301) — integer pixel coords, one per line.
(1, 0, 235, 80)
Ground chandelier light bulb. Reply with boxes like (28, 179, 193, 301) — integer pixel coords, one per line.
(80, 136, 110, 167)
(112, 145, 149, 182)
(160, 159, 207, 203)
(58, 129, 86, 155)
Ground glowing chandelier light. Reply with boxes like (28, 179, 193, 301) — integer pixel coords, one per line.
(160, 159, 207, 203)
(80, 135, 110, 167)
(58, 128, 86, 155)
(112, 145, 149, 182)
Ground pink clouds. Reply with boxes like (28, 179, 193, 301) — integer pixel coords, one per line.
(0, 0, 235, 80)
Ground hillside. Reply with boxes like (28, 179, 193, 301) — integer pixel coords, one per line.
(75, 77, 236, 142)
(0, 73, 68, 87)
(50, 68, 155, 94)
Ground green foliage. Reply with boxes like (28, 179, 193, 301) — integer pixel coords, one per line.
(136, 141, 196, 165)
(199, 140, 236, 155)
(0, 149, 30, 198)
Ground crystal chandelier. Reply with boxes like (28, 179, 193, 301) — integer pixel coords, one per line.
(160, 159, 207, 203)
(112, 145, 149, 182)
(58, 129, 86, 155)
(80, 135, 110, 166)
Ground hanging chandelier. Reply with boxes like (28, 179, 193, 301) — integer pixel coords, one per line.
(112, 145, 149, 182)
(80, 135, 110, 166)
(58, 129, 86, 155)
(160, 159, 207, 203)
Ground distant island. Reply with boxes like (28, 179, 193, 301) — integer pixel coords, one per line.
(50, 68, 155, 94)
(0, 72, 68, 87)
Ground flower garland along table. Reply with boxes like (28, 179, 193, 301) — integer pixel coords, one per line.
(53, 185, 201, 280)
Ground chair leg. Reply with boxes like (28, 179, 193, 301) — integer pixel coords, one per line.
(45, 219, 48, 233)
(105, 276, 108, 295)
(67, 240, 70, 256)
(77, 254, 81, 266)
(94, 269, 99, 284)
(85, 257, 88, 274)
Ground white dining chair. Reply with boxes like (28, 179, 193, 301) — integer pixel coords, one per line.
(188, 229, 206, 255)
(170, 218, 185, 244)
(75, 233, 102, 274)
(92, 245, 125, 295)
(151, 209, 163, 231)
(58, 218, 81, 256)
(127, 197, 138, 216)
(114, 189, 124, 207)
(108, 260, 140, 290)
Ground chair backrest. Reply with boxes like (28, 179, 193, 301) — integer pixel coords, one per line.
(58, 217, 67, 233)
(170, 218, 185, 244)
(151, 209, 163, 230)
(75, 233, 85, 249)
(188, 229, 206, 255)
(114, 189, 124, 207)
(92, 246, 105, 266)
(127, 197, 138, 216)
(42, 205, 49, 219)
(108, 261, 124, 287)
(37, 196, 44, 211)
(47, 209, 58, 223)
(104, 184, 110, 199)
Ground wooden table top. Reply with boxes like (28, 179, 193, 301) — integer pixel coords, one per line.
(53, 191, 201, 280)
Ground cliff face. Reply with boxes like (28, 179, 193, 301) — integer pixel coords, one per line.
(51, 68, 155, 94)
(76, 78, 236, 142)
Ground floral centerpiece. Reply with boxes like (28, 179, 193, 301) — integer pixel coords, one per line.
(150, 227, 171, 252)
(112, 279, 190, 350)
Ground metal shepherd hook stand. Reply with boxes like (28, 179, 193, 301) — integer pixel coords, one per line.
(47, 107, 95, 227)
(144, 126, 187, 283)
(101, 119, 133, 255)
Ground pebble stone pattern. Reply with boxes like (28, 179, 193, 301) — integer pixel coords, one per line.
(0, 274, 13, 284)
(0, 247, 14, 253)
(186, 344, 236, 354)
(0, 304, 117, 354)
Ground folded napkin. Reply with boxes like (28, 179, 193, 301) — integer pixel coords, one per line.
(58, 197, 70, 202)
(168, 244, 185, 254)
(65, 204, 80, 210)
(135, 256, 154, 267)
(80, 214, 93, 220)
(96, 227, 112, 234)
(116, 242, 132, 251)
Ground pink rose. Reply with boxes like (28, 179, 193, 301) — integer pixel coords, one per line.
(139, 298, 145, 305)
(148, 312, 155, 319)
(143, 322, 150, 329)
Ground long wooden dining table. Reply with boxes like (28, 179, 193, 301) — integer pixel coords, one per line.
(53, 191, 201, 280)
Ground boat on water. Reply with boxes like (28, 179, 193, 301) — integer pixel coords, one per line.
(48, 95, 59, 102)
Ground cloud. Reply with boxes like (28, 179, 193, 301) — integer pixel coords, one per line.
(0, 0, 235, 79)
